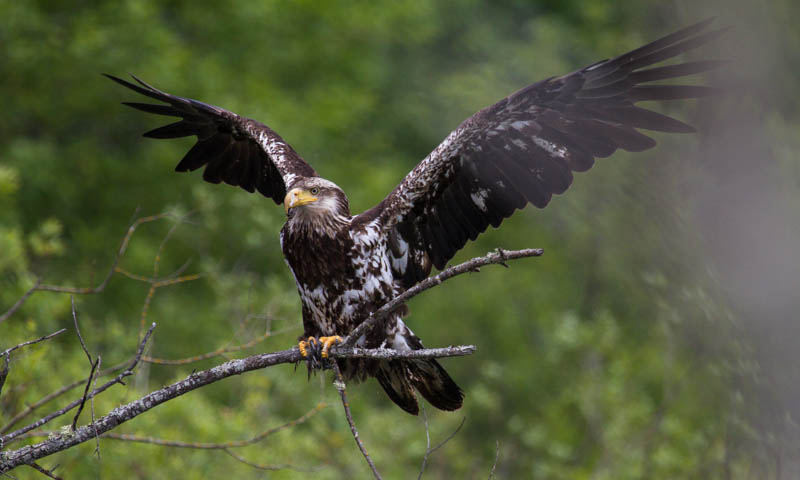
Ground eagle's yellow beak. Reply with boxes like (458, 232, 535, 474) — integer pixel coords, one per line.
(284, 188, 318, 213)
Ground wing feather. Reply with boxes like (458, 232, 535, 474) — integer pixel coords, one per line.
(106, 74, 317, 204)
(364, 19, 725, 281)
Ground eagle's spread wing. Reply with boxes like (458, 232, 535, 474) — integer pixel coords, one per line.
(105, 74, 317, 204)
(370, 19, 726, 286)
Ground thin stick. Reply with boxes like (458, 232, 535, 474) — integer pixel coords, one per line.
(0, 354, 8, 398)
(70, 357, 99, 431)
(0, 279, 40, 325)
(70, 296, 98, 431)
(418, 415, 466, 479)
(222, 449, 317, 472)
(487, 440, 500, 480)
(0, 212, 186, 326)
(91, 355, 102, 458)
(331, 362, 382, 480)
(28, 463, 62, 480)
(1, 329, 68, 358)
(341, 248, 542, 348)
(0, 324, 156, 447)
(0, 360, 129, 434)
(99, 403, 325, 448)
(71, 296, 92, 364)
(418, 405, 431, 480)
(36, 213, 175, 294)
(143, 330, 283, 365)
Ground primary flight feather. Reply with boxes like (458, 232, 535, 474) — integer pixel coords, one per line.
(107, 19, 724, 414)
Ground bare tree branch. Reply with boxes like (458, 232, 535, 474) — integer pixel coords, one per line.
(0, 279, 40, 326)
(332, 362, 382, 480)
(0, 343, 473, 472)
(28, 462, 62, 480)
(90, 356, 102, 458)
(1, 330, 68, 359)
(70, 358, 99, 433)
(0, 356, 7, 399)
(70, 297, 92, 364)
(1, 330, 68, 398)
(487, 440, 500, 480)
(0, 247, 535, 474)
(222, 448, 319, 472)
(142, 329, 289, 365)
(36, 213, 177, 295)
(0, 212, 188, 327)
(341, 248, 543, 348)
(417, 408, 466, 480)
(0, 360, 129, 434)
(98, 403, 326, 449)
(69, 296, 99, 433)
(0, 324, 156, 448)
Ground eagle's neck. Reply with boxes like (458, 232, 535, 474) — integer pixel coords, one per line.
(286, 195, 351, 237)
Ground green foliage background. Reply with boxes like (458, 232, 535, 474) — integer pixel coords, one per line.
(2, 1, 799, 478)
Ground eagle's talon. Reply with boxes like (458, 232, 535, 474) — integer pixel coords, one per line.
(319, 335, 343, 358)
(298, 336, 336, 372)
(298, 336, 319, 358)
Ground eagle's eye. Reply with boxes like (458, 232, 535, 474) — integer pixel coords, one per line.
(310, 187, 320, 195)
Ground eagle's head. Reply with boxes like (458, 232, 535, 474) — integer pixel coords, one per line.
(284, 178, 351, 232)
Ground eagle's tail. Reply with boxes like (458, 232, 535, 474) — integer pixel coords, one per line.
(374, 322, 464, 415)
(375, 359, 463, 415)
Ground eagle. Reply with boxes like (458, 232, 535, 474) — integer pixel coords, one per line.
(107, 19, 724, 415)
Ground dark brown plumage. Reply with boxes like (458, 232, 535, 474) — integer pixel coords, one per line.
(107, 19, 724, 414)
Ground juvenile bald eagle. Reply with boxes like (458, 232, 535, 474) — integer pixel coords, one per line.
(107, 19, 724, 414)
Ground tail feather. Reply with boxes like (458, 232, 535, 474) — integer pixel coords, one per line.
(376, 360, 419, 415)
(375, 358, 464, 415)
(408, 359, 464, 411)
(373, 318, 464, 414)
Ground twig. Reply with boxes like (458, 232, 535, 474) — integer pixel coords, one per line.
(28, 463, 62, 480)
(36, 213, 176, 295)
(0, 360, 129, 434)
(0, 279, 41, 325)
(69, 296, 103, 454)
(332, 362, 382, 480)
(222, 449, 318, 472)
(417, 410, 466, 480)
(142, 330, 281, 365)
(70, 297, 92, 364)
(333, 345, 475, 360)
(341, 247, 543, 348)
(91, 356, 102, 458)
(136, 274, 201, 341)
(99, 403, 325, 448)
(428, 417, 465, 456)
(0, 324, 156, 447)
(487, 440, 500, 480)
(70, 358, 99, 432)
(0, 342, 472, 472)
(0, 354, 9, 398)
(0, 213, 184, 327)
(1, 330, 68, 358)
(70, 296, 99, 432)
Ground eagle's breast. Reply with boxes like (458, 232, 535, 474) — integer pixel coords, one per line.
(280, 219, 397, 337)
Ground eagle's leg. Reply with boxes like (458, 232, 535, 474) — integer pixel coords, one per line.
(297, 336, 341, 372)
(319, 335, 343, 358)
(298, 336, 318, 359)
(298, 337, 324, 372)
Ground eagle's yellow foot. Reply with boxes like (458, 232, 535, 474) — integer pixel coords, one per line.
(297, 336, 341, 375)
(319, 335, 343, 358)
(298, 336, 319, 358)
